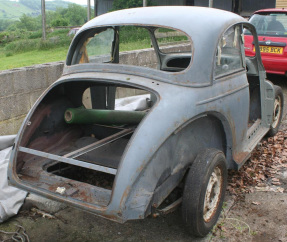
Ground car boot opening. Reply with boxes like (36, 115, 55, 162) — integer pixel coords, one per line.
(14, 80, 156, 205)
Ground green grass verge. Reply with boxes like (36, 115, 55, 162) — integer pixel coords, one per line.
(0, 47, 68, 70)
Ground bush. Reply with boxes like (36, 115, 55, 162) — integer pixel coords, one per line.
(4, 39, 38, 53)
(28, 31, 42, 39)
(51, 18, 69, 27)
(5, 52, 13, 57)
(48, 28, 70, 37)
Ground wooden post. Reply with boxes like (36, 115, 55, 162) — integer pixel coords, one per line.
(41, 0, 46, 40)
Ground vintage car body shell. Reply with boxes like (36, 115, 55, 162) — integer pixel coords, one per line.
(8, 7, 275, 222)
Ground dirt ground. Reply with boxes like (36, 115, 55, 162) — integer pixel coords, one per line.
(0, 75, 287, 242)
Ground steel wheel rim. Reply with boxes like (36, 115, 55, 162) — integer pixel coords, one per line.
(203, 167, 222, 222)
(271, 96, 281, 128)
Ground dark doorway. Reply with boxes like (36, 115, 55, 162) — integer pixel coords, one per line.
(186, 0, 194, 6)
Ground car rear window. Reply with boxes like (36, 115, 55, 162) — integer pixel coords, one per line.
(69, 25, 192, 72)
(247, 13, 287, 37)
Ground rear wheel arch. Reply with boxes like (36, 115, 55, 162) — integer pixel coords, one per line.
(122, 114, 234, 219)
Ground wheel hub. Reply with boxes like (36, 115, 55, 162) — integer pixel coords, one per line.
(271, 97, 281, 129)
(203, 167, 222, 222)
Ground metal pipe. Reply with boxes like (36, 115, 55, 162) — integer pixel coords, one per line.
(64, 108, 146, 125)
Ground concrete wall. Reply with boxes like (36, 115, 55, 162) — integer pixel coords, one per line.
(0, 62, 64, 135)
(0, 44, 189, 135)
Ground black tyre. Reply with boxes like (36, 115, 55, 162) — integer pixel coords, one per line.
(268, 85, 284, 137)
(182, 148, 227, 237)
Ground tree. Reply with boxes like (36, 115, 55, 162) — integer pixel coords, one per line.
(112, 0, 154, 11)
(60, 4, 87, 26)
(16, 14, 40, 31)
(0, 19, 15, 32)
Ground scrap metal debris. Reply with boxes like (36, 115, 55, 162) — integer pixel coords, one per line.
(0, 224, 29, 242)
(228, 130, 287, 196)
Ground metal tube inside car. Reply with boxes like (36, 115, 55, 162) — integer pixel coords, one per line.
(64, 108, 146, 125)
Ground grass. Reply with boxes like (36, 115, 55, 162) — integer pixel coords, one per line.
(0, 47, 68, 70)
(0, 29, 71, 70)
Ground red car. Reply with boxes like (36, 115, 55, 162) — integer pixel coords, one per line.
(244, 9, 287, 75)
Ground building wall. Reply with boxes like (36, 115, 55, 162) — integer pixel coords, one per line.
(97, 0, 114, 16)
(241, 0, 276, 16)
(155, 0, 185, 6)
(276, 0, 287, 8)
(194, 0, 232, 11)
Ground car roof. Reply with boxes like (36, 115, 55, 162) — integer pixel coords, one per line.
(254, 8, 287, 14)
(79, 6, 244, 39)
(68, 7, 247, 87)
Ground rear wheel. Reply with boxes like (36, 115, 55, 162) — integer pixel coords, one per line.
(268, 85, 284, 137)
(182, 148, 227, 237)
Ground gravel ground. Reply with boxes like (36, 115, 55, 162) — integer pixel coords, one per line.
(0, 74, 287, 242)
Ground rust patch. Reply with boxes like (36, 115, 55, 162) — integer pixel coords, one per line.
(233, 151, 249, 164)
(119, 185, 131, 208)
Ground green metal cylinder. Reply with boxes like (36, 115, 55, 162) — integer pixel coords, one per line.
(64, 107, 146, 125)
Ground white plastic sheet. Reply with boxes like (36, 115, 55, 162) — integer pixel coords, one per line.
(115, 94, 150, 111)
(0, 136, 27, 222)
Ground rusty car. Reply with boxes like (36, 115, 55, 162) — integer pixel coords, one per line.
(8, 6, 284, 237)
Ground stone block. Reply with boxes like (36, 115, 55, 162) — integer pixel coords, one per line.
(0, 95, 14, 121)
(0, 115, 26, 135)
(0, 119, 15, 135)
(44, 62, 64, 86)
(0, 71, 14, 98)
(13, 67, 47, 93)
(29, 88, 46, 107)
(14, 93, 31, 118)
(0, 93, 31, 122)
(13, 115, 26, 134)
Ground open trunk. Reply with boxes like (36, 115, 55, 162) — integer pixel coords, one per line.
(14, 79, 155, 206)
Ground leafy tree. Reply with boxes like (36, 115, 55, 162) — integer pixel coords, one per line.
(0, 19, 15, 31)
(112, 0, 154, 11)
(51, 18, 69, 27)
(16, 14, 41, 31)
(60, 4, 87, 26)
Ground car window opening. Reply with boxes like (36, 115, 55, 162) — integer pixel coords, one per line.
(70, 25, 192, 72)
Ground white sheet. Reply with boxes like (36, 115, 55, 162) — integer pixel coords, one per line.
(115, 94, 150, 111)
(0, 136, 27, 222)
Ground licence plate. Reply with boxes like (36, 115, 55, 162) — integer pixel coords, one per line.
(255, 46, 283, 54)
